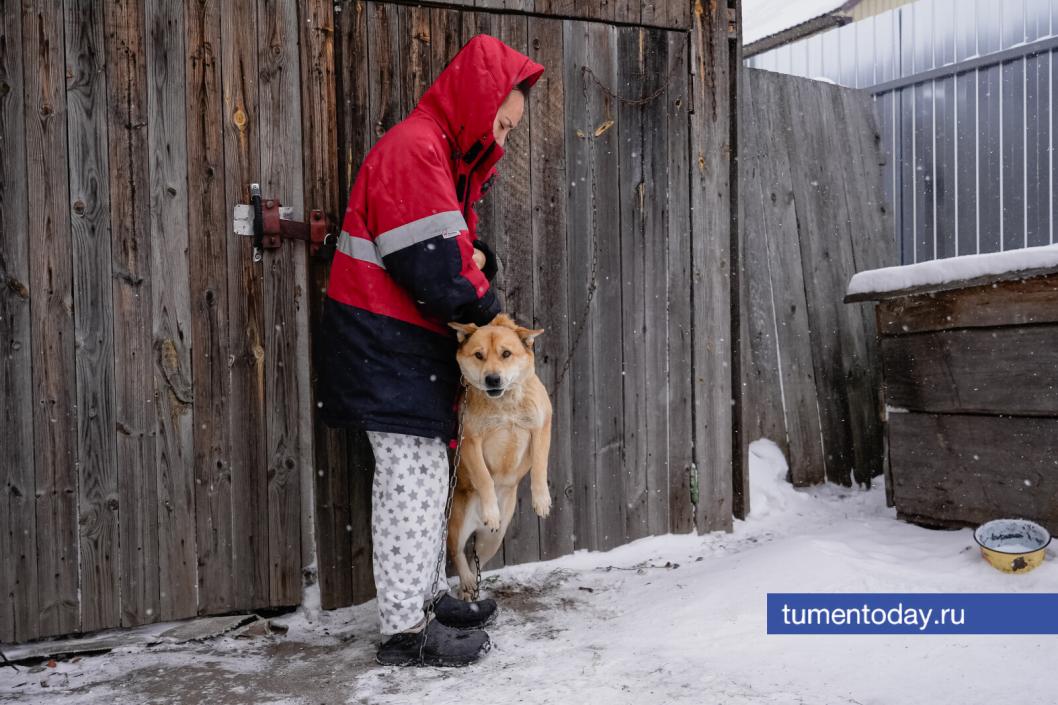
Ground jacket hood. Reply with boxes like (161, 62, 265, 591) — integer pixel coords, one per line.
(415, 34, 544, 160)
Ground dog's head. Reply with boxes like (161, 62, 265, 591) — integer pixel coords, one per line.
(449, 314, 543, 399)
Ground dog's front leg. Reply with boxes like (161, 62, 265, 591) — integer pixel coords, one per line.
(463, 437, 502, 530)
(530, 417, 552, 517)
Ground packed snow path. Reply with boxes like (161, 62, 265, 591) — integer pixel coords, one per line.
(2, 439, 1053, 705)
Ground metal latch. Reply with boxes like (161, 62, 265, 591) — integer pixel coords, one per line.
(232, 183, 335, 262)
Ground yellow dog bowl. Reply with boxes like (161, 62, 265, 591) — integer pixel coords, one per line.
(973, 519, 1051, 573)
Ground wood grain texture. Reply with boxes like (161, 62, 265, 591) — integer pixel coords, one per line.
(617, 25, 650, 540)
(690, 0, 734, 532)
(876, 276, 1058, 336)
(23, 0, 81, 637)
(220, 0, 270, 611)
(881, 325, 1058, 416)
(737, 70, 787, 496)
(145, 0, 197, 620)
(888, 413, 1058, 535)
(664, 29, 695, 533)
(563, 20, 599, 551)
(336, 0, 376, 607)
(308, 0, 353, 610)
(739, 69, 825, 488)
(185, 0, 234, 615)
(258, 0, 306, 607)
(0, 0, 38, 643)
(528, 15, 575, 561)
(103, 0, 160, 628)
(65, 0, 121, 633)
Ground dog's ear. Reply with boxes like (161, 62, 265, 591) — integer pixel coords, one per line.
(516, 326, 544, 348)
(448, 321, 478, 344)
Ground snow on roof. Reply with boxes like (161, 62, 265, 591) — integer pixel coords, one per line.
(846, 243, 1058, 300)
(742, 0, 853, 45)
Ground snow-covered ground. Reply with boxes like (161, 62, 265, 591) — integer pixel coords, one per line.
(2, 439, 1054, 705)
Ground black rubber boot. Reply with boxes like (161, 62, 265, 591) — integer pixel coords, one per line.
(375, 616, 491, 667)
(428, 591, 498, 630)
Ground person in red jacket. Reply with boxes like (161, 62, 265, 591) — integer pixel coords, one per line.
(316, 35, 544, 667)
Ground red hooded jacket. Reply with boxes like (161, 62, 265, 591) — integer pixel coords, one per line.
(316, 35, 544, 440)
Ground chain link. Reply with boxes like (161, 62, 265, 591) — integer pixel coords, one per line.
(419, 377, 469, 665)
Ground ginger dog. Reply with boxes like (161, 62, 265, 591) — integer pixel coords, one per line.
(446, 314, 552, 599)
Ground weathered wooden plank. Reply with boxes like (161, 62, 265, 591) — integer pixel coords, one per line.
(827, 83, 886, 486)
(335, 0, 375, 606)
(221, 0, 270, 611)
(65, 0, 121, 633)
(639, 26, 672, 533)
(292, 0, 338, 614)
(258, 0, 306, 607)
(563, 19, 599, 551)
(780, 78, 863, 486)
(145, 0, 198, 620)
(185, 0, 234, 616)
(690, 0, 734, 531)
(103, 0, 160, 628)
(665, 29, 695, 532)
(527, 15, 574, 561)
(428, 5, 464, 84)
(737, 70, 787, 492)
(0, 0, 38, 643)
(584, 22, 625, 551)
(311, 0, 354, 610)
(398, 4, 432, 112)
(876, 276, 1058, 336)
(367, 2, 402, 142)
(494, 13, 541, 567)
(22, 0, 80, 637)
(616, 26, 649, 539)
(881, 325, 1058, 416)
(888, 413, 1058, 535)
(743, 69, 825, 488)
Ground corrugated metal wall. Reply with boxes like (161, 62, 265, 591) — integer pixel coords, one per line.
(749, 0, 1058, 264)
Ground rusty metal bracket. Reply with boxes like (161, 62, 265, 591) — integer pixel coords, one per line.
(233, 187, 335, 261)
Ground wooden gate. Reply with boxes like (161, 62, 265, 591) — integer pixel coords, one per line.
(314, 0, 738, 608)
(2, 0, 316, 643)
(1, 0, 738, 642)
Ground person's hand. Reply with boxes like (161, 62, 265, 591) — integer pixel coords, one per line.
(473, 239, 499, 282)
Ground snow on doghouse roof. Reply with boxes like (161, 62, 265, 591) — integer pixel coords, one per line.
(742, 0, 860, 51)
(845, 243, 1058, 301)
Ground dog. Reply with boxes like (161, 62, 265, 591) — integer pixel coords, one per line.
(446, 313, 552, 600)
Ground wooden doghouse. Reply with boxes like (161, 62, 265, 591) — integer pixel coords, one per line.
(846, 247, 1058, 534)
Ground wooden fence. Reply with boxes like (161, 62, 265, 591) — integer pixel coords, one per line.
(0, 0, 739, 642)
(737, 67, 897, 513)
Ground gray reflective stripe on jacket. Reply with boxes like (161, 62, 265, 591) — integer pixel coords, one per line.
(375, 210, 467, 257)
(337, 209, 468, 268)
(337, 232, 385, 267)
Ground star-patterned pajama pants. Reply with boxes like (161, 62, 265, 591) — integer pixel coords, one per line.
(366, 430, 453, 635)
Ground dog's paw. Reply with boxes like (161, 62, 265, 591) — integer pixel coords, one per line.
(532, 492, 552, 517)
(482, 502, 501, 530)
(459, 581, 478, 601)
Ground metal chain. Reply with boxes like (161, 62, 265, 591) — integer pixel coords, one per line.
(579, 44, 686, 107)
(472, 535, 482, 601)
(419, 377, 469, 665)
